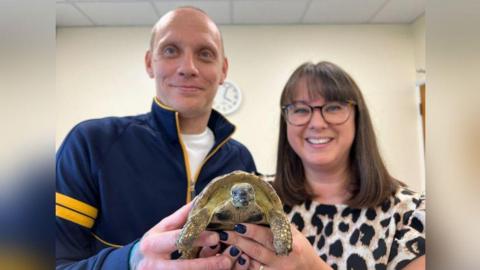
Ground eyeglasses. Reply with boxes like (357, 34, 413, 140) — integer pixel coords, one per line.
(282, 101, 356, 126)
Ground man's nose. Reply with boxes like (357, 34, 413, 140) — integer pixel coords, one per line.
(177, 52, 199, 78)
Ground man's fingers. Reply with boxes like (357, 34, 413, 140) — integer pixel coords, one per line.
(141, 230, 220, 255)
(140, 230, 180, 255)
(139, 254, 232, 270)
(155, 202, 194, 232)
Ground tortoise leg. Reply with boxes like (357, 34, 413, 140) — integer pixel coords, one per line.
(178, 246, 199, 260)
(267, 209, 292, 256)
(176, 208, 211, 259)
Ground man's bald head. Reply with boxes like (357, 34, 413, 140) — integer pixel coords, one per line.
(149, 6, 225, 56)
(144, 5, 229, 128)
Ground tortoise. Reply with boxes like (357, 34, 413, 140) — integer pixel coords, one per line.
(176, 170, 292, 259)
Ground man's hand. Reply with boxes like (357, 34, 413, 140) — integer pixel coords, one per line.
(130, 202, 241, 270)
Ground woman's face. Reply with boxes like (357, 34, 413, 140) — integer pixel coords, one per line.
(286, 79, 356, 173)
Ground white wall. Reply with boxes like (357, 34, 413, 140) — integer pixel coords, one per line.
(57, 23, 425, 192)
(410, 14, 426, 192)
(412, 14, 426, 84)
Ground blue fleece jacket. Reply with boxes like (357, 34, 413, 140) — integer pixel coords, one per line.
(55, 99, 256, 269)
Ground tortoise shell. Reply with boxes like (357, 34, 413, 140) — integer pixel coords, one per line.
(176, 170, 292, 259)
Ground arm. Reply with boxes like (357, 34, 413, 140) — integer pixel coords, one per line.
(388, 192, 426, 270)
(402, 255, 425, 270)
(56, 125, 133, 269)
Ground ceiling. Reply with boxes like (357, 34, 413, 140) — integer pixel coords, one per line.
(56, 0, 425, 27)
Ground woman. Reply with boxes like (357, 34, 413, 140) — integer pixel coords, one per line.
(221, 61, 425, 270)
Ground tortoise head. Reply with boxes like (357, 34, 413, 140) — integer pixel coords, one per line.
(230, 183, 255, 208)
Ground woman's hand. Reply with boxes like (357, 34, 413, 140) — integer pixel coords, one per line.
(219, 223, 332, 270)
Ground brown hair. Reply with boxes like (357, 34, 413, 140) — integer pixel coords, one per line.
(272, 61, 401, 208)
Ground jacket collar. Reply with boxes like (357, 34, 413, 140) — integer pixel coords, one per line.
(149, 97, 235, 145)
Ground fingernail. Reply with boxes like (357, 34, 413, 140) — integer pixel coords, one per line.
(218, 231, 228, 241)
(229, 246, 240, 256)
(210, 244, 218, 249)
(238, 255, 246, 265)
(234, 224, 246, 234)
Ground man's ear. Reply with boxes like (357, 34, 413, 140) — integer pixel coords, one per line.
(145, 50, 154, 78)
(220, 57, 229, 85)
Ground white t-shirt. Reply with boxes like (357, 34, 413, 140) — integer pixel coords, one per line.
(180, 127, 215, 179)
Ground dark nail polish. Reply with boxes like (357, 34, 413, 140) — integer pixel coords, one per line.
(218, 231, 228, 241)
(210, 245, 218, 249)
(229, 246, 240, 256)
(238, 256, 246, 265)
(234, 224, 246, 234)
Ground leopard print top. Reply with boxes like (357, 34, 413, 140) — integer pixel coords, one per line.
(283, 187, 425, 270)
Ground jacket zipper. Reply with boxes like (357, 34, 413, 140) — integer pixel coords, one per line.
(175, 112, 235, 203)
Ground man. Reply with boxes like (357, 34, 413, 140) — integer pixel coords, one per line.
(56, 7, 256, 269)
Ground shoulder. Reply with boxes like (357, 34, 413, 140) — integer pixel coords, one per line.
(228, 138, 257, 170)
(392, 186, 425, 212)
(377, 186, 425, 229)
(386, 187, 426, 266)
(67, 114, 149, 142)
(75, 114, 146, 135)
(224, 138, 249, 150)
(223, 138, 254, 159)
(57, 114, 148, 156)
(385, 186, 426, 246)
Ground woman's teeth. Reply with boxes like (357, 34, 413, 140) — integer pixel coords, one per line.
(306, 138, 332, 145)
